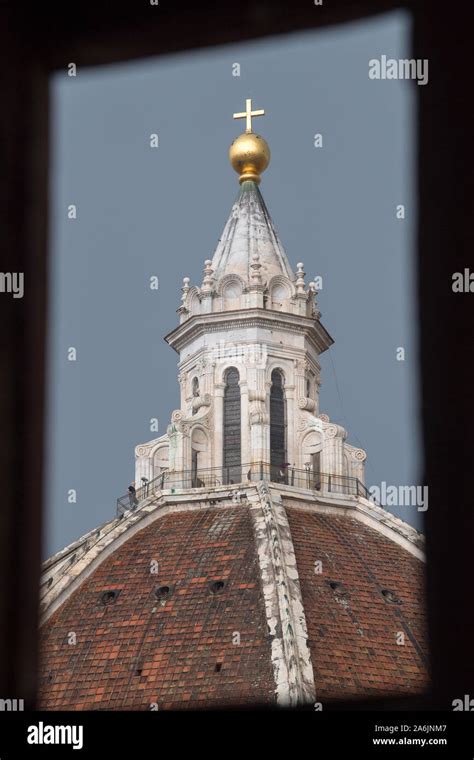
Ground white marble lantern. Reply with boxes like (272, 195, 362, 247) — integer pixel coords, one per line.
(135, 109, 366, 490)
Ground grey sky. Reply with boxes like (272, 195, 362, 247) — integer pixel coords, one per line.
(45, 10, 420, 557)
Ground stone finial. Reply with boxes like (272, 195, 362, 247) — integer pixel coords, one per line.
(308, 281, 321, 319)
(181, 276, 190, 304)
(296, 262, 306, 295)
(201, 260, 214, 293)
(250, 252, 263, 288)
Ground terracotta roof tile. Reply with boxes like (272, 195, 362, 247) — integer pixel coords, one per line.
(38, 506, 276, 710)
(287, 508, 428, 701)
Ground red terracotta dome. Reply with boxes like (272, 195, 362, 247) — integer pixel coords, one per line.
(38, 483, 427, 709)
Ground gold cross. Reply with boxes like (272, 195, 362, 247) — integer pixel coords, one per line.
(233, 98, 265, 133)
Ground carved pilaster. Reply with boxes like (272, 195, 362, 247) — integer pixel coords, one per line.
(248, 389, 268, 425)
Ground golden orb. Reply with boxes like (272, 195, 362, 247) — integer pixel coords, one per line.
(229, 132, 270, 184)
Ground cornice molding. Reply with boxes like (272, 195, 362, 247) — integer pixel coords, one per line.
(165, 308, 334, 356)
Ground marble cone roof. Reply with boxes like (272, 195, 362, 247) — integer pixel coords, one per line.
(211, 180, 295, 286)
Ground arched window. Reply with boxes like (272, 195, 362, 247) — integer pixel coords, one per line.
(270, 369, 287, 482)
(222, 279, 242, 310)
(223, 367, 241, 484)
(269, 280, 291, 311)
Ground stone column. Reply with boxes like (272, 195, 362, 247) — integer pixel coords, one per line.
(247, 366, 269, 479)
(213, 383, 225, 472)
(315, 376, 321, 417)
(167, 412, 189, 480)
(293, 357, 308, 401)
(285, 383, 296, 467)
(348, 446, 367, 484)
(322, 423, 347, 490)
(240, 379, 250, 479)
(177, 370, 188, 414)
(263, 379, 271, 474)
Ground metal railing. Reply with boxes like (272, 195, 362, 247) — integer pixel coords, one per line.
(116, 463, 369, 517)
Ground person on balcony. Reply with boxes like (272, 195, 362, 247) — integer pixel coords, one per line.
(128, 482, 138, 510)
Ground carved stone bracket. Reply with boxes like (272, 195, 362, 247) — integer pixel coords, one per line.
(249, 389, 268, 426)
(135, 444, 152, 457)
(297, 416, 308, 432)
(298, 397, 316, 412)
(324, 423, 347, 440)
(192, 393, 212, 413)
